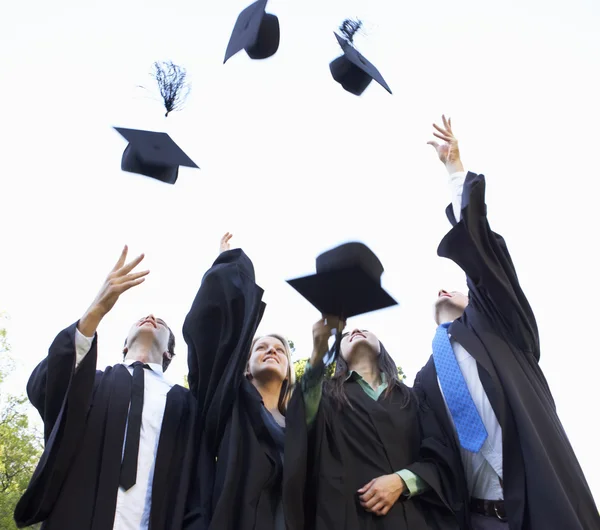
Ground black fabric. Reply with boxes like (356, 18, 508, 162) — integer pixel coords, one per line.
(260, 406, 285, 455)
(14, 324, 196, 530)
(414, 172, 600, 530)
(283, 376, 461, 530)
(119, 361, 148, 490)
(330, 33, 392, 95)
(184, 248, 293, 530)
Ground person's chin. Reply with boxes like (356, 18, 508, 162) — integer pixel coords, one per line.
(255, 365, 283, 379)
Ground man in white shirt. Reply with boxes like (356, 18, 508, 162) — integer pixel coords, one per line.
(15, 246, 196, 530)
(414, 116, 599, 530)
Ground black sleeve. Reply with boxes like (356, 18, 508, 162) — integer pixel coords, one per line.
(182, 248, 265, 453)
(408, 388, 470, 529)
(437, 172, 540, 357)
(14, 323, 99, 527)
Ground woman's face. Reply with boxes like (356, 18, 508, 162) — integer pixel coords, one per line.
(340, 328, 380, 361)
(248, 336, 289, 383)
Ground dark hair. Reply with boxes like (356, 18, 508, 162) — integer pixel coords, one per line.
(123, 326, 176, 372)
(325, 338, 411, 410)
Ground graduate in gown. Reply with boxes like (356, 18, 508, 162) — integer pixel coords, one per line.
(285, 315, 461, 530)
(182, 233, 296, 530)
(14, 246, 196, 530)
(414, 116, 600, 529)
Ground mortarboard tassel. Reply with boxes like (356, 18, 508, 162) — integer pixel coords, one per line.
(322, 318, 345, 367)
(339, 18, 363, 45)
(149, 61, 191, 117)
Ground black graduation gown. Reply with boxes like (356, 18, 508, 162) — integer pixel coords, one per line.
(414, 172, 600, 530)
(183, 248, 289, 530)
(283, 373, 462, 530)
(14, 322, 196, 530)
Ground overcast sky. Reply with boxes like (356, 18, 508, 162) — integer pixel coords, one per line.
(1, 0, 599, 502)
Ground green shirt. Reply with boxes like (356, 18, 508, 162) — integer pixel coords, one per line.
(302, 361, 430, 498)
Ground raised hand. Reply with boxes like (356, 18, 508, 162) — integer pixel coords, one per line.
(427, 115, 464, 174)
(78, 246, 149, 336)
(220, 232, 233, 254)
(310, 315, 346, 367)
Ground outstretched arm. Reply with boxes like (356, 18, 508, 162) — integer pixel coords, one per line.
(29, 245, 148, 436)
(183, 233, 265, 451)
(15, 246, 147, 527)
(428, 116, 539, 356)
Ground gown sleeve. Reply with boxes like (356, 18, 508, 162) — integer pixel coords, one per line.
(437, 172, 540, 358)
(182, 248, 265, 454)
(14, 322, 99, 527)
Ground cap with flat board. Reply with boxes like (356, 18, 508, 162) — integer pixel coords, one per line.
(287, 242, 397, 319)
(287, 242, 397, 364)
(224, 0, 280, 63)
(330, 31, 392, 96)
(114, 127, 199, 185)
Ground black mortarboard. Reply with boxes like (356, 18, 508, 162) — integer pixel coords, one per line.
(330, 32, 392, 96)
(287, 242, 397, 318)
(287, 242, 397, 364)
(114, 127, 199, 185)
(224, 0, 280, 63)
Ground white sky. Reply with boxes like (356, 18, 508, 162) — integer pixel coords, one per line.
(1, 0, 599, 503)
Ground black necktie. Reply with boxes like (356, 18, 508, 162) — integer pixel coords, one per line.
(119, 361, 148, 490)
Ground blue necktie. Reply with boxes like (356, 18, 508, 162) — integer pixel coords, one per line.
(432, 323, 488, 453)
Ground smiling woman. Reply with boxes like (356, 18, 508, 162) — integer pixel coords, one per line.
(246, 334, 295, 425)
(282, 317, 464, 530)
(182, 233, 299, 530)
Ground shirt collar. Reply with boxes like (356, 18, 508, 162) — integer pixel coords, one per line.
(345, 370, 387, 385)
(123, 360, 164, 375)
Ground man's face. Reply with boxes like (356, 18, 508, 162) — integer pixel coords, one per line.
(434, 290, 469, 324)
(124, 314, 172, 363)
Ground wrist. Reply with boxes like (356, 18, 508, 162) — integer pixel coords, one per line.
(309, 348, 326, 367)
(78, 307, 104, 337)
(445, 160, 464, 175)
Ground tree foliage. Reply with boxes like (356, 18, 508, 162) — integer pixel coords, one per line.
(293, 359, 406, 383)
(0, 314, 42, 529)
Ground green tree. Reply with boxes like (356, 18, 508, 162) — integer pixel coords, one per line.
(0, 314, 42, 530)
(293, 359, 406, 383)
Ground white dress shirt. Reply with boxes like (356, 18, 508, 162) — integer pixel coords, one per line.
(436, 171, 504, 501)
(75, 329, 173, 530)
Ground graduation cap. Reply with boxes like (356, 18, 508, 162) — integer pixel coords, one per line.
(330, 19, 392, 96)
(287, 242, 397, 364)
(224, 0, 280, 63)
(114, 127, 199, 185)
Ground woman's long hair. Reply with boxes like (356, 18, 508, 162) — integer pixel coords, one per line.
(246, 334, 296, 416)
(326, 336, 411, 410)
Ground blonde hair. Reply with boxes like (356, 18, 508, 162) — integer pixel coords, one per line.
(247, 334, 296, 415)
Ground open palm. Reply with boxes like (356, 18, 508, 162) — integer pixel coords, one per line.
(427, 115, 461, 165)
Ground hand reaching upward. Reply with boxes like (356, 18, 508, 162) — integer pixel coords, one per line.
(220, 232, 233, 254)
(427, 115, 464, 174)
(78, 246, 149, 337)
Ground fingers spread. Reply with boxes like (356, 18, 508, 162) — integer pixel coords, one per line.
(118, 253, 146, 277)
(116, 270, 150, 284)
(433, 123, 452, 137)
(433, 132, 453, 142)
(119, 277, 146, 293)
(112, 245, 128, 272)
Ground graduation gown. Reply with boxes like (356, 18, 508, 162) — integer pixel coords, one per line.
(283, 372, 462, 530)
(414, 172, 600, 530)
(14, 322, 196, 530)
(183, 248, 290, 530)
